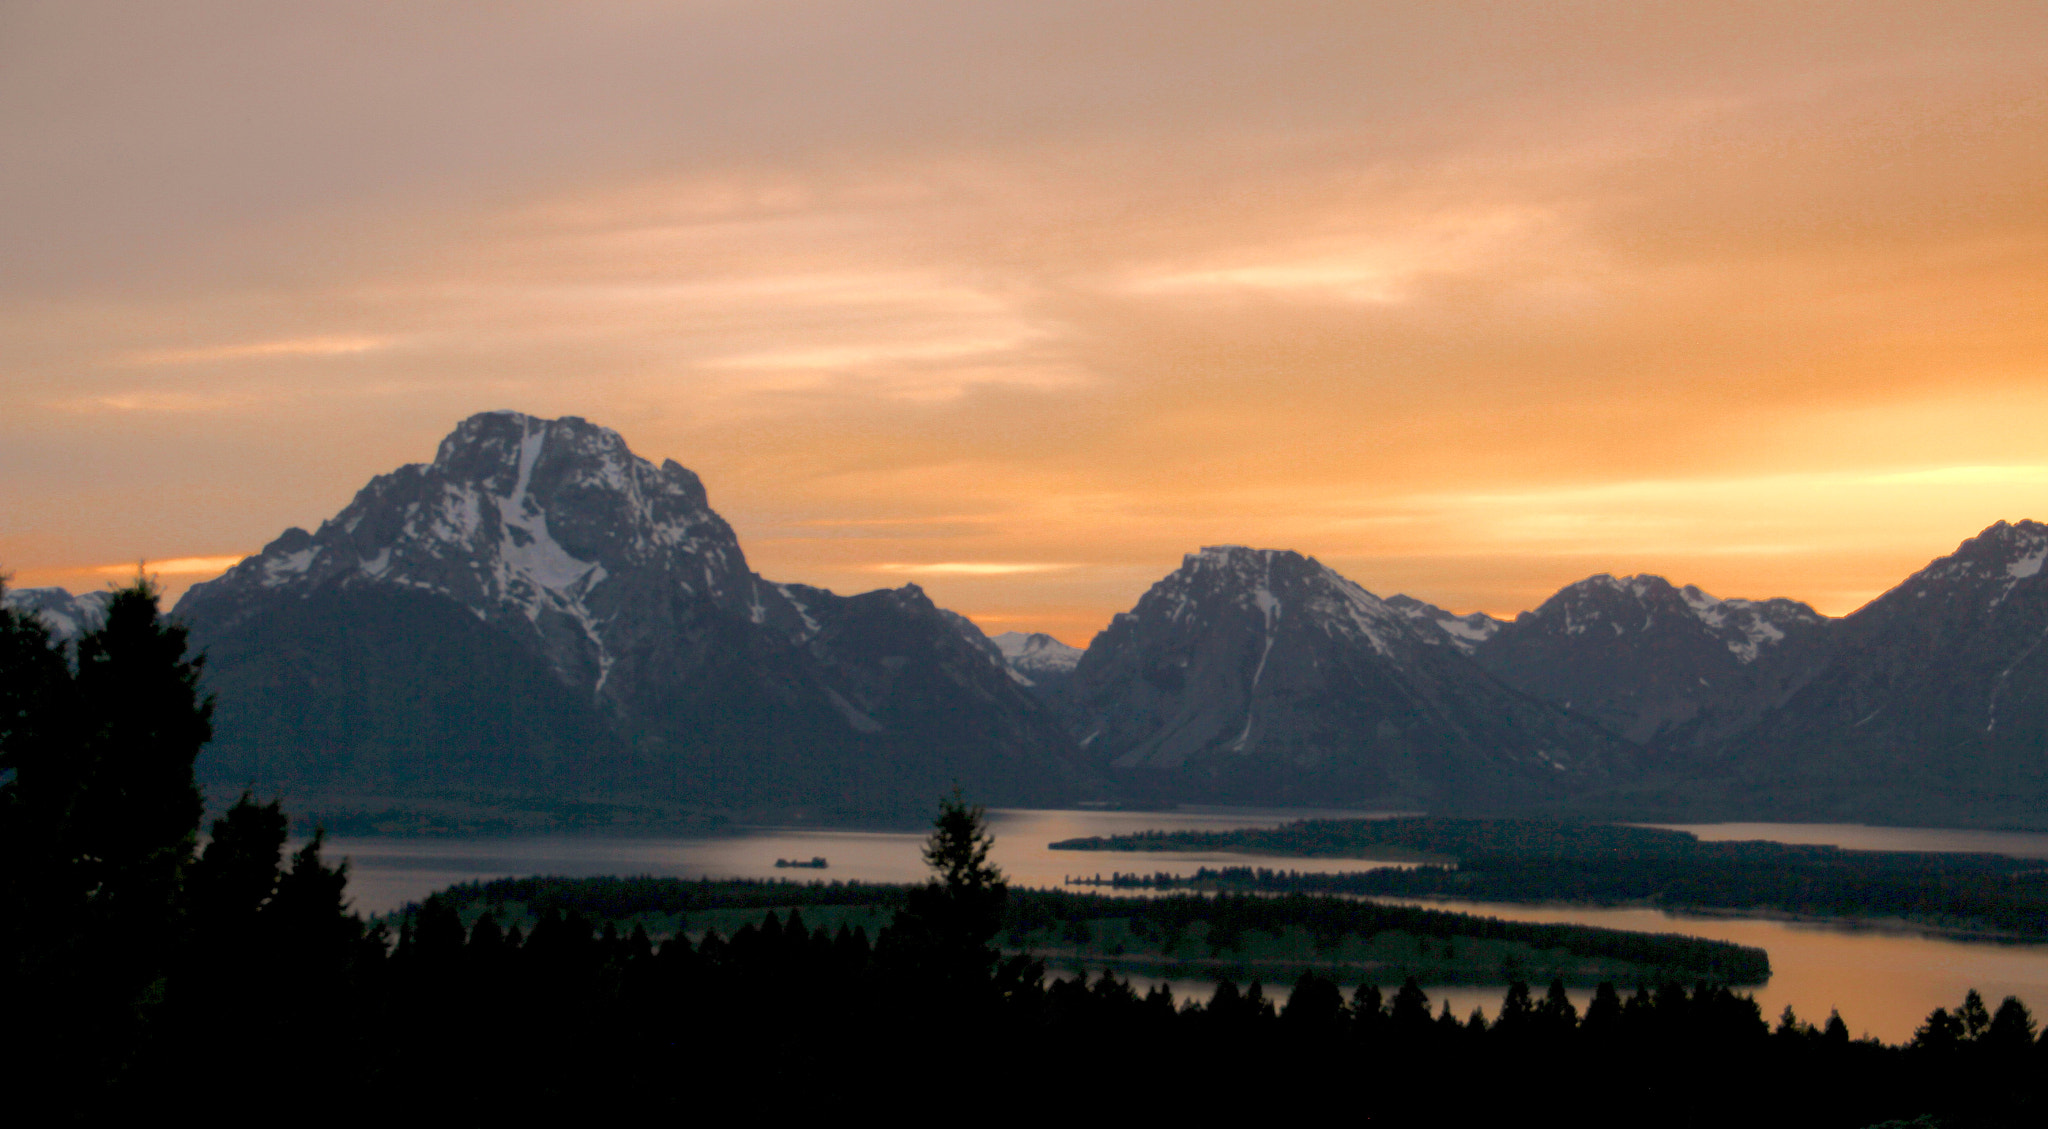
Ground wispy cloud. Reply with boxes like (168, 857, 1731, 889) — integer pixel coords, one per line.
(871, 562, 1078, 576)
(58, 391, 264, 414)
(121, 336, 392, 366)
(705, 334, 1040, 372)
(94, 556, 246, 576)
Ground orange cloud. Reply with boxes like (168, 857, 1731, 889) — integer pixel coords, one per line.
(1, 4, 2043, 639)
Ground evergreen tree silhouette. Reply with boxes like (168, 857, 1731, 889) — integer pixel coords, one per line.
(1985, 996, 2037, 1053)
(0, 578, 83, 990)
(187, 792, 288, 943)
(882, 788, 1008, 999)
(0, 576, 212, 1097)
(1958, 989, 1993, 1041)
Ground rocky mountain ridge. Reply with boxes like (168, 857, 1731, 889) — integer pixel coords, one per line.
(164, 411, 1090, 817)
(1671, 519, 2048, 824)
(1465, 573, 1830, 747)
(1058, 546, 1626, 806)
(17, 411, 2048, 825)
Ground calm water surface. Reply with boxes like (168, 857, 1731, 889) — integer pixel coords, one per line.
(332, 806, 1403, 915)
(330, 812, 2048, 1043)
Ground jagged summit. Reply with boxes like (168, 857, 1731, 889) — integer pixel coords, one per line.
(1117, 546, 1416, 661)
(170, 412, 1090, 813)
(1900, 519, 2048, 600)
(1473, 571, 1828, 746)
(1064, 546, 1621, 806)
(1515, 572, 1823, 666)
(178, 411, 799, 699)
(1692, 518, 2048, 823)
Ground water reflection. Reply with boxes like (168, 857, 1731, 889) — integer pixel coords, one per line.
(1381, 899, 2048, 1046)
(332, 806, 1409, 918)
(328, 810, 2048, 1044)
(1659, 822, 2048, 860)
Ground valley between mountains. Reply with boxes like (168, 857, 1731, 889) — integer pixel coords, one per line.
(11, 411, 2048, 830)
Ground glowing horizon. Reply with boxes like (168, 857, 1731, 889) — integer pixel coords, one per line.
(4, 3, 2044, 647)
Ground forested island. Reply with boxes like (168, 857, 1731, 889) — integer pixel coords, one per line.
(425, 873, 1769, 986)
(1052, 817, 2048, 940)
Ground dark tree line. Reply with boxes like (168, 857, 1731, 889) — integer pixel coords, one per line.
(444, 875, 1768, 984)
(1014, 887, 1768, 983)
(350, 891, 2048, 1125)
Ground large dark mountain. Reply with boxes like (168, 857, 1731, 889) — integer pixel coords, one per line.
(1676, 520, 2048, 825)
(1059, 546, 1627, 808)
(1459, 575, 1829, 748)
(170, 411, 1088, 818)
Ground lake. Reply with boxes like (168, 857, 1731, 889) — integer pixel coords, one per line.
(328, 810, 2048, 1043)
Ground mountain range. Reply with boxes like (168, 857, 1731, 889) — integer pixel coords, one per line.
(9, 410, 2047, 828)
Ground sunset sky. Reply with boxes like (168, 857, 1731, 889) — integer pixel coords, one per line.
(4, 2, 2045, 644)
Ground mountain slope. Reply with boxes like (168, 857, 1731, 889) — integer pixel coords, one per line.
(1472, 574, 1830, 747)
(1061, 547, 1626, 807)
(1692, 520, 2048, 824)
(1384, 595, 1504, 655)
(174, 411, 1088, 816)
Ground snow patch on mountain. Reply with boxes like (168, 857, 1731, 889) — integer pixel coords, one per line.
(1385, 594, 1503, 654)
(1, 587, 112, 641)
(1530, 574, 1816, 665)
(991, 631, 1083, 676)
(178, 410, 780, 703)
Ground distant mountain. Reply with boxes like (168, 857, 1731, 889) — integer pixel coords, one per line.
(173, 411, 1089, 817)
(990, 631, 1084, 697)
(1060, 546, 1626, 807)
(1682, 520, 2048, 825)
(0, 587, 110, 641)
(1384, 595, 1504, 655)
(1470, 574, 1829, 747)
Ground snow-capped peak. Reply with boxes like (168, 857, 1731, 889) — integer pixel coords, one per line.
(991, 631, 1084, 673)
(1, 586, 112, 642)
(176, 411, 772, 700)
(1519, 572, 1817, 664)
(1133, 546, 1420, 660)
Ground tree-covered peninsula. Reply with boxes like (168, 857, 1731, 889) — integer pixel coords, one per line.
(1052, 817, 2048, 940)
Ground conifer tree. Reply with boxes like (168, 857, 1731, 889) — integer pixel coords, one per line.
(883, 789, 1008, 996)
(0, 575, 215, 1098)
(1985, 996, 2037, 1053)
(1391, 977, 1432, 1033)
(0, 579, 81, 982)
(1958, 989, 1993, 1041)
(187, 792, 288, 944)
(69, 579, 211, 943)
